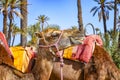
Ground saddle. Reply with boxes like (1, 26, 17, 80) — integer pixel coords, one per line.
(0, 32, 35, 73)
(10, 46, 36, 73)
(0, 32, 13, 66)
(56, 35, 103, 63)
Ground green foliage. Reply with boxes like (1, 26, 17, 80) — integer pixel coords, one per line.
(27, 22, 40, 46)
(100, 29, 120, 69)
(112, 49, 120, 69)
(27, 21, 60, 46)
(45, 24, 60, 30)
(71, 25, 78, 30)
(12, 24, 21, 36)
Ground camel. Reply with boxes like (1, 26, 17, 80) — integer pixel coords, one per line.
(0, 29, 120, 80)
(32, 28, 120, 80)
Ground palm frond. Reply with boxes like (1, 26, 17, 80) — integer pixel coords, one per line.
(45, 24, 60, 30)
(107, 1, 114, 4)
(98, 11, 102, 21)
(93, 0, 99, 3)
(12, 10, 23, 19)
(106, 5, 113, 10)
(90, 6, 97, 13)
(105, 1, 113, 4)
(105, 10, 109, 20)
(92, 7, 100, 16)
(0, 7, 4, 12)
(12, 24, 20, 36)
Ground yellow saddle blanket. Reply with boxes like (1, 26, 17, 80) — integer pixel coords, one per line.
(57, 46, 78, 60)
(10, 46, 34, 73)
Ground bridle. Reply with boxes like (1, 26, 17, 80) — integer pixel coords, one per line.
(39, 30, 64, 80)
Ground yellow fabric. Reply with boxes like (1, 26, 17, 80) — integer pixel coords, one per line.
(10, 46, 30, 73)
(63, 46, 73, 59)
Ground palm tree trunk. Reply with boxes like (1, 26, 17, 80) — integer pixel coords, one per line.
(20, 0, 27, 46)
(77, 0, 84, 33)
(113, 0, 117, 34)
(12, 35, 15, 46)
(101, 5, 107, 34)
(118, 29, 120, 48)
(7, 11, 13, 46)
(118, 34, 120, 49)
(3, 10, 8, 39)
(42, 23, 44, 31)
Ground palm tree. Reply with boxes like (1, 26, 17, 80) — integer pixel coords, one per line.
(106, 29, 120, 68)
(36, 15, 49, 45)
(11, 24, 20, 46)
(0, 0, 9, 38)
(36, 15, 49, 31)
(100, 29, 119, 68)
(95, 27, 101, 35)
(27, 22, 40, 46)
(0, 0, 23, 46)
(7, 0, 23, 46)
(113, 0, 117, 34)
(77, 0, 84, 33)
(20, 0, 28, 46)
(118, 29, 120, 48)
(113, 0, 120, 34)
(118, 27, 120, 49)
(117, 16, 120, 48)
(90, 0, 113, 34)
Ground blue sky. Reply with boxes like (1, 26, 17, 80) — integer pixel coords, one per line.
(27, 0, 114, 31)
(0, 0, 115, 45)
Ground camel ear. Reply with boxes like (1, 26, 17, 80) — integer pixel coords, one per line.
(35, 32, 42, 38)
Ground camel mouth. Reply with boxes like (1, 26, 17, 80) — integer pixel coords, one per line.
(69, 36, 84, 45)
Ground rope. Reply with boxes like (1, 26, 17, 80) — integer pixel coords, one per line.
(39, 30, 64, 80)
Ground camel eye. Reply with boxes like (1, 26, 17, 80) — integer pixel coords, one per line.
(35, 32, 42, 38)
(51, 32, 60, 37)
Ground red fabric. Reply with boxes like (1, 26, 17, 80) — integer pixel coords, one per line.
(77, 35, 103, 63)
(79, 44, 93, 63)
(56, 35, 103, 63)
(0, 32, 12, 55)
(84, 35, 103, 47)
(72, 44, 84, 59)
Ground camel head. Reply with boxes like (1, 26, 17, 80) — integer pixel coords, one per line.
(35, 28, 84, 50)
